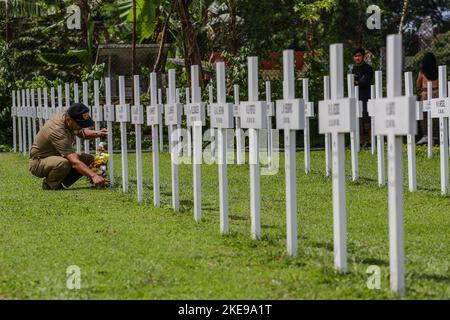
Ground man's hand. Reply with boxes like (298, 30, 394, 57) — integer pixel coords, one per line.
(91, 174, 106, 187)
(97, 128, 108, 138)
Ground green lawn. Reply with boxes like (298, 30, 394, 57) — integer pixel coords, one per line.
(0, 147, 448, 299)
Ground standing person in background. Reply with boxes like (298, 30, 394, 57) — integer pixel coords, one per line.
(352, 48, 373, 148)
(416, 52, 439, 145)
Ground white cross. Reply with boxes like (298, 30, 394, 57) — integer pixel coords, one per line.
(93, 80, 104, 149)
(11, 90, 17, 153)
(275, 49, 306, 255)
(240, 56, 267, 240)
(265, 81, 274, 168)
(115, 76, 130, 193)
(211, 61, 234, 233)
(165, 69, 182, 212)
(233, 84, 244, 165)
(73, 83, 82, 154)
(82, 82, 91, 154)
(303, 78, 314, 174)
(318, 43, 357, 273)
(347, 74, 359, 182)
(372, 34, 417, 296)
(30, 88, 37, 139)
(132, 75, 144, 203)
(103, 77, 115, 187)
(147, 72, 162, 207)
(404, 71, 418, 192)
(429, 65, 449, 194)
(25, 89, 32, 155)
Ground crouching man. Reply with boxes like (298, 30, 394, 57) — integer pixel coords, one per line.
(29, 103, 108, 190)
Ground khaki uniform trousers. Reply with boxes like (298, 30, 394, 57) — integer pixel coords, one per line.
(29, 153, 94, 189)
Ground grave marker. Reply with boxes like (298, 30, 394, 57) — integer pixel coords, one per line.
(373, 34, 416, 296)
(30, 89, 37, 139)
(36, 88, 43, 129)
(147, 72, 163, 207)
(158, 88, 164, 152)
(184, 65, 206, 220)
(318, 43, 357, 272)
(73, 83, 82, 154)
(429, 66, 449, 194)
(404, 72, 417, 192)
(57, 85, 63, 114)
(323, 76, 332, 176)
(211, 62, 234, 232)
(165, 69, 183, 211)
(347, 74, 359, 182)
(240, 56, 267, 240)
(276, 49, 305, 255)
(303, 78, 314, 174)
(26, 89, 32, 154)
(208, 83, 216, 162)
(265, 81, 274, 167)
(17, 90, 24, 154)
(42, 87, 49, 124)
(82, 82, 90, 154)
(131, 75, 144, 202)
(64, 83, 70, 113)
(116, 76, 130, 193)
(233, 84, 244, 165)
(93, 80, 103, 149)
(11, 91, 17, 153)
(103, 77, 115, 187)
(368, 71, 386, 186)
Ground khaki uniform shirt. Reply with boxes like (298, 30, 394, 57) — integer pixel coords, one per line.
(30, 112, 80, 159)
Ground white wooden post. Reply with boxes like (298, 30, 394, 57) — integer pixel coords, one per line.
(30, 89, 37, 139)
(355, 86, 363, 153)
(26, 89, 32, 154)
(233, 84, 244, 165)
(43, 87, 49, 126)
(370, 85, 376, 154)
(37, 88, 43, 130)
(373, 34, 417, 296)
(303, 78, 314, 174)
(211, 62, 234, 233)
(427, 81, 433, 158)
(348, 74, 359, 182)
(147, 72, 163, 207)
(405, 72, 417, 192)
(116, 76, 130, 193)
(11, 91, 17, 152)
(73, 83, 82, 154)
(82, 82, 90, 154)
(65, 83, 70, 113)
(93, 80, 103, 150)
(17, 91, 23, 154)
(22, 90, 28, 156)
(429, 66, 449, 194)
(185, 87, 192, 157)
(208, 83, 216, 162)
(375, 71, 386, 186)
(323, 76, 332, 176)
(131, 75, 144, 202)
(185, 65, 206, 221)
(104, 77, 115, 187)
(319, 44, 357, 272)
(240, 57, 267, 240)
(165, 69, 182, 211)
(276, 50, 305, 255)
(265, 81, 274, 167)
(158, 88, 164, 152)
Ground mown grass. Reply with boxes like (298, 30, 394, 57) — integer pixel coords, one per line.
(0, 146, 448, 299)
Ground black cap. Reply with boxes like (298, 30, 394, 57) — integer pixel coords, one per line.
(67, 103, 94, 128)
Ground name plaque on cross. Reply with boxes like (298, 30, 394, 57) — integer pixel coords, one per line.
(184, 102, 206, 126)
(103, 104, 115, 122)
(146, 104, 163, 126)
(116, 104, 131, 123)
(131, 105, 144, 125)
(305, 101, 315, 117)
(275, 98, 305, 130)
(92, 105, 103, 122)
(266, 101, 275, 117)
(164, 103, 183, 126)
(210, 103, 234, 129)
(318, 98, 357, 134)
(239, 101, 267, 129)
(373, 96, 417, 136)
(430, 97, 450, 118)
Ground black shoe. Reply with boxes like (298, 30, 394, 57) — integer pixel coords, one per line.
(42, 181, 51, 190)
(42, 181, 63, 190)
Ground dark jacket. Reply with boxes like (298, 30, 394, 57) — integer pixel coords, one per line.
(352, 62, 373, 103)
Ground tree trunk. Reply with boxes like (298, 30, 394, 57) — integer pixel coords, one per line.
(175, 0, 203, 86)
